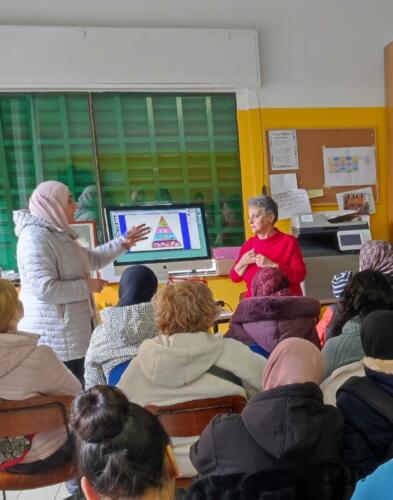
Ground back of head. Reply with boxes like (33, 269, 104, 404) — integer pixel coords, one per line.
(0, 279, 19, 333)
(361, 310, 393, 361)
(118, 265, 158, 307)
(330, 270, 393, 337)
(262, 338, 324, 390)
(359, 240, 393, 276)
(72, 385, 170, 499)
(153, 280, 218, 335)
(251, 267, 291, 297)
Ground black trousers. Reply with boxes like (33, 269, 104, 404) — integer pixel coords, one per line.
(64, 358, 85, 388)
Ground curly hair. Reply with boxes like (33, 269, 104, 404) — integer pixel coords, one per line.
(330, 270, 393, 337)
(0, 279, 20, 333)
(153, 281, 218, 335)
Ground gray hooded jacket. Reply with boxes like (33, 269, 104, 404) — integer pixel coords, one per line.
(14, 209, 125, 361)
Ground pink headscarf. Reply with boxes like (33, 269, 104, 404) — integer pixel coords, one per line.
(262, 338, 324, 391)
(29, 181, 76, 238)
(359, 240, 393, 276)
(251, 267, 291, 297)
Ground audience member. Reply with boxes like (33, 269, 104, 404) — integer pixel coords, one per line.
(226, 267, 320, 353)
(84, 265, 158, 388)
(72, 385, 178, 500)
(184, 463, 353, 500)
(337, 310, 393, 478)
(316, 271, 353, 347)
(117, 280, 265, 477)
(13, 180, 149, 383)
(190, 338, 343, 477)
(359, 240, 393, 280)
(322, 270, 393, 378)
(350, 459, 393, 500)
(0, 279, 81, 473)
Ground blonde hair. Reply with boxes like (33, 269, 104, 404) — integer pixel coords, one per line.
(0, 279, 20, 333)
(153, 281, 218, 335)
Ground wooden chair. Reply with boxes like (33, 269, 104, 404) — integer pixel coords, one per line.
(0, 395, 75, 498)
(146, 395, 247, 489)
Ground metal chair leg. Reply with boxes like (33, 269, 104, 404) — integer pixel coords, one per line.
(2, 490, 6, 500)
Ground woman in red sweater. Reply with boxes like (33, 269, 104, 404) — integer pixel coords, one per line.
(229, 196, 306, 297)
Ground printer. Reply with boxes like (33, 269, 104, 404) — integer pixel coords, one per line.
(291, 211, 372, 301)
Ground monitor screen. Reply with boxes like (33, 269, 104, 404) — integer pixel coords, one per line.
(106, 203, 211, 267)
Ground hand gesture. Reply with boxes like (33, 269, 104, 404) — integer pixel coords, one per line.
(255, 254, 278, 268)
(238, 249, 257, 268)
(122, 224, 151, 250)
(87, 278, 108, 293)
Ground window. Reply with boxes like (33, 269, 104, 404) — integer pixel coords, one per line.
(0, 92, 243, 271)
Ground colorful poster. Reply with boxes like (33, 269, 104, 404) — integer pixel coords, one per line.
(336, 187, 376, 214)
(322, 146, 376, 186)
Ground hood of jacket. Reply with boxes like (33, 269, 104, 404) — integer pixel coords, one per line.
(231, 296, 320, 324)
(241, 382, 340, 460)
(137, 332, 224, 388)
(0, 331, 40, 378)
(13, 209, 59, 238)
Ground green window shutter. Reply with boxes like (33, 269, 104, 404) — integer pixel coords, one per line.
(92, 92, 244, 247)
(0, 93, 97, 270)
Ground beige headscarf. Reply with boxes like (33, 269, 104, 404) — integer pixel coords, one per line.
(262, 338, 324, 391)
(29, 180, 77, 239)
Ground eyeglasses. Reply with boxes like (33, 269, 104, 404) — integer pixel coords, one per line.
(248, 213, 264, 222)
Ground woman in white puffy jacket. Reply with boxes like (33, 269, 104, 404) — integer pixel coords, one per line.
(13, 180, 149, 383)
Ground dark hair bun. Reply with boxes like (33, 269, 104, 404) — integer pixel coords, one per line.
(72, 385, 130, 443)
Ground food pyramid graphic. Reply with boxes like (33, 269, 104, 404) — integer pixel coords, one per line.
(152, 216, 182, 249)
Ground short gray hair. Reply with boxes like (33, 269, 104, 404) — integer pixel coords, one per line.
(247, 196, 278, 224)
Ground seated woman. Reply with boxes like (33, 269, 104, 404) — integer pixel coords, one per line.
(84, 265, 158, 388)
(72, 385, 179, 500)
(359, 239, 393, 281)
(337, 310, 393, 479)
(0, 279, 81, 472)
(229, 195, 306, 297)
(226, 267, 320, 353)
(321, 270, 393, 379)
(316, 271, 353, 347)
(190, 338, 344, 477)
(117, 280, 266, 477)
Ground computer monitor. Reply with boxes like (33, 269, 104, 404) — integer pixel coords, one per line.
(105, 203, 212, 281)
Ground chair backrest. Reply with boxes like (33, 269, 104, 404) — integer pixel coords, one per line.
(146, 395, 246, 437)
(0, 395, 74, 437)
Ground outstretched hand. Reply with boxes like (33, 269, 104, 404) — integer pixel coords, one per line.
(122, 224, 151, 250)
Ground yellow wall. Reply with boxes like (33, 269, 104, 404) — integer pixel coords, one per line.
(238, 106, 389, 240)
(96, 106, 389, 311)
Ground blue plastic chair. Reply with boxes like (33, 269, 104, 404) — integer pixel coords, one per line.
(249, 343, 270, 358)
(108, 360, 131, 385)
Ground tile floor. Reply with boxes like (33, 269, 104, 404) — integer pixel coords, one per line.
(2, 482, 69, 500)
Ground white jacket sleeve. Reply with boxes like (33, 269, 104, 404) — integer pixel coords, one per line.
(37, 346, 82, 396)
(82, 237, 126, 272)
(18, 230, 90, 305)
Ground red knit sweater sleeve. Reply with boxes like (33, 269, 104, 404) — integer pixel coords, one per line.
(229, 239, 251, 283)
(278, 237, 306, 286)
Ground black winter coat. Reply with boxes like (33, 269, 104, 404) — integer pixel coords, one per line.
(336, 368, 393, 479)
(190, 382, 343, 477)
(182, 462, 354, 500)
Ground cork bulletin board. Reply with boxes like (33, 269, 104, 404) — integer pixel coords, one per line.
(266, 128, 378, 206)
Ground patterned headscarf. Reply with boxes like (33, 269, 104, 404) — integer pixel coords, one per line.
(359, 240, 393, 276)
(251, 267, 291, 297)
